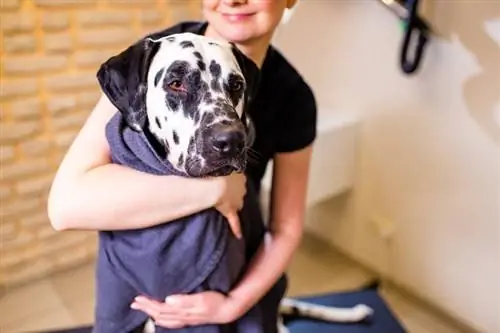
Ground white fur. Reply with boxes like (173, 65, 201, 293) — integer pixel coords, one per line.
(144, 33, 246, 173)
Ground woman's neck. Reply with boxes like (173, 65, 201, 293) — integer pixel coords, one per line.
(203, 24, 272, 68)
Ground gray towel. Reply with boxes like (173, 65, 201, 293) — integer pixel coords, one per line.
(93, 110, 284, 333)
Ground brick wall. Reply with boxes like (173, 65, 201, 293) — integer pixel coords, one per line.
(0, 0, 202, 290)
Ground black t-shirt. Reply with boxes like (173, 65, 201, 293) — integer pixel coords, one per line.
(146, 21, 317, 192)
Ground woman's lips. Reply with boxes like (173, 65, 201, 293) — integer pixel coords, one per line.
(221, 13, 255, 22)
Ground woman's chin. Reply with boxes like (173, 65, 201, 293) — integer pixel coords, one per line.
(210, 20, 261, 42)
(221, 29, 255, 42)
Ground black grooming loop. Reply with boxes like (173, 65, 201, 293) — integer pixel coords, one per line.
(378, 0, 433, 75)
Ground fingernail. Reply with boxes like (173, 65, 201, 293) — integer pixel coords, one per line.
(165, 297, 176, 304)
(135, 296, 145, 303)
(130, 303, 138, 309)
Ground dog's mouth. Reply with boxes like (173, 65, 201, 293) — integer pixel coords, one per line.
(185, 155, 246, 178)
(207, 165, 237, 177)
(206, 155, 247, 176)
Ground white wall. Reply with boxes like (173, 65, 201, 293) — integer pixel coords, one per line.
(273, 1, 500, 332)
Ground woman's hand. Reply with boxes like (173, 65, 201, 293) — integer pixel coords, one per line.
(212, 172, 247, 239)
(131, 291, 242, 329)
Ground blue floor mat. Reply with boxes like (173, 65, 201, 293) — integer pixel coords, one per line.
(283, 281, 406, 333)
(39, 281, 405, 333)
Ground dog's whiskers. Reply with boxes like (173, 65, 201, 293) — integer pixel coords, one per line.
(244, 147, 261, 164)
(244, 146, 261, 156)
(246, 154, 259, 165)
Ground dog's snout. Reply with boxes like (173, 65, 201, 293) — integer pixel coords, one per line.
(212, 129, 244, 156)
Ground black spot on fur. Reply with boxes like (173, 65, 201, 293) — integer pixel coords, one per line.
(163, 138, 170, 158)
(193, 129, 201, 149)
(165, 60, 190, 80)
(209, 104, 239, 124)
(164, 116, 168, 122)
(154, 68, 165, 87)
(173, 131, 179, 144)
(180, 40, 194, 48)
(166, 36, 175, 42)
(203, 91, 213, 104)
(211, 80, 221, 92)
(188, 137, 196, 155)
(202, 112, 215, 126)
(209, 60, 221, 78)
(193, 110, 200, 124)
(178, 153, 184, 167)
(214, 107, 223, 117)
(182, 70, 206, 119)
(166, 94, 180, 111)
(193, 51, 203, 60)
(200, 81, 209, 95)
(208, 42, 218, 46)
(209, 60, 222, 92)
(197, 60, 206, 71)
(155, 116, 162, 129)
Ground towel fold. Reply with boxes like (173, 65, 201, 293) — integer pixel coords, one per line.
(93, 111, 284, 333)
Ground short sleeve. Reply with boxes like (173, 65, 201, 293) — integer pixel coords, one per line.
(275, 81, 318, 153)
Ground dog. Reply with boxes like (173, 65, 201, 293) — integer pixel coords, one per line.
(95, 32, 373, 333)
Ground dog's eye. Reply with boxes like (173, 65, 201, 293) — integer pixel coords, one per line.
(230, 81, 244, 92)
(168, 80, 184, 92)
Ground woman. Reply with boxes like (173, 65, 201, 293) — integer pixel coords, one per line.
(48, 0, 317, 330)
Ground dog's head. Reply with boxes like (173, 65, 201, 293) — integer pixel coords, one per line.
(97, 32, 260, 177)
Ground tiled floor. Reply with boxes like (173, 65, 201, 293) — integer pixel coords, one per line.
(1, 234, 468, 333)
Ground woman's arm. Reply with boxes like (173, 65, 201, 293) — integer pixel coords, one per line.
(47, 93, 241, 232)
(227, 144, 313, 315)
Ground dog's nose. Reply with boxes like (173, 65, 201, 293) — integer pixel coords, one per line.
(212, 130, 245, 156)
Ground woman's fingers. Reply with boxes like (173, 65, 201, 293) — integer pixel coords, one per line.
(153, 311, 208, 329)
(153, 319, 185, 329)
(131, 295, 209, 328)
(131, 292, 230, 329)
(225, 211, 241, 239)
(131, 296, 179, 318)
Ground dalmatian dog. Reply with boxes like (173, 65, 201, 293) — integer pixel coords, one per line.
(142, 34, 255, 178)
(97, 32, 374, 333)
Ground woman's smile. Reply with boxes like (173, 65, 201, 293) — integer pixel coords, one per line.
(221, 12, 256, 23)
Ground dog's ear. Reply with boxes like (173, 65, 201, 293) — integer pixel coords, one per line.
(230, 44, 260, 105)
(245, 114, 256, 147)
(96, 38, 160, 132)
(230, 44, 260, 143)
